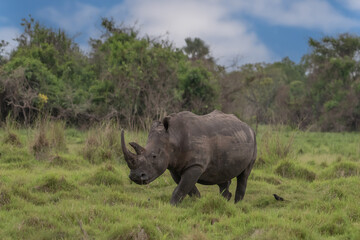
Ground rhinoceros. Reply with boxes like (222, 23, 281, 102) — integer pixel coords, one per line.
(121, 110, 257, 205)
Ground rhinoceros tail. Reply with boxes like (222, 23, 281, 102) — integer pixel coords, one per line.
(252, 129, 257, 164)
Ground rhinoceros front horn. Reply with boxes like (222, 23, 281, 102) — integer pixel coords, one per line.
(121, 130, 137, 169)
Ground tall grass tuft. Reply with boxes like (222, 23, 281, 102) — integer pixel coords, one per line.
(108, 226, 151, 240)
(2, 115, 22, 147)
(31, 119, 50, 159)
(275, 160, 316, 182)
(0, 188, 11, 207)
(47, 121, 67, 152)
(30, 119, 67, 160)
(257, 126, 295, 167)
(86, 165, 124, 186)
(320, 161, 360, 179)
(82, 121, 122, 164)
(35, 175, 75, 193)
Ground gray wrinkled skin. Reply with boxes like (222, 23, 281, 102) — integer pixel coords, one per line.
(121, 110, 257, 205)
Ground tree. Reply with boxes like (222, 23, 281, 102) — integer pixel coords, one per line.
(183, 37, 210, 60)
(178, 62, 219, 114)
(0, 16, 95, 124)
(302, 33, 360, 131)
(0, 40, 9, 65)
(89, 18, 187, 128)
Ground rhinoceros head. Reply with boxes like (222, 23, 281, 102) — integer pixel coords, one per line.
(121, 119, 171, 185)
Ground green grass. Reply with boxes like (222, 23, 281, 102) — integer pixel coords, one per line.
(0, 124, 359, 239)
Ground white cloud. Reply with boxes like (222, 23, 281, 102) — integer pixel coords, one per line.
(339, 0, 360, 11)
(107, 0, 360, 65)
(110, 0, 272, 65)
(0, 27, 20, 55)
(233, 0, 359, 31)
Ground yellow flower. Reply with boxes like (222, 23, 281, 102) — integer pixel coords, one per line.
(38, 93, 48, 104)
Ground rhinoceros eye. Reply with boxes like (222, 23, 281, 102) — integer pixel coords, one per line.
(152, 153, 156, 159)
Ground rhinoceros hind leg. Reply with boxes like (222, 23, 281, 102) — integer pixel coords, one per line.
(235, 161, 255, 203)
(218, 181, 232, 201)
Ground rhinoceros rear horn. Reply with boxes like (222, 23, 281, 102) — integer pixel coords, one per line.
(129, 142, 145, 155)
(121, 130, 137, 169)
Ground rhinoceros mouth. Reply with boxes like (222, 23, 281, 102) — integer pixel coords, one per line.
(130, 176, 156, 185)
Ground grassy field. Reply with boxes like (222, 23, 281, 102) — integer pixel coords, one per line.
(0, 121, 359, 239)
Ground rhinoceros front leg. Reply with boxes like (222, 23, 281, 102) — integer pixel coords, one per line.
(170, 166, 203, 205)
(170, 171, 201, 198)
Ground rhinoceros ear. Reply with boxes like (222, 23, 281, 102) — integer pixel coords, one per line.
(163, 116, 170, 131)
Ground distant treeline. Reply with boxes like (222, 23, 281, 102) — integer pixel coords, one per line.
(0, 16, 359, 131)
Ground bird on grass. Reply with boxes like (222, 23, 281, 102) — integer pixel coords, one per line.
(273, 194, 284, 201)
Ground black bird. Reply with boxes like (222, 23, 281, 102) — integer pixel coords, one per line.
(273, 194, 284, 201)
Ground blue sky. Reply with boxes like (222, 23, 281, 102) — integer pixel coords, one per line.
(1, 0, 360, 66)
